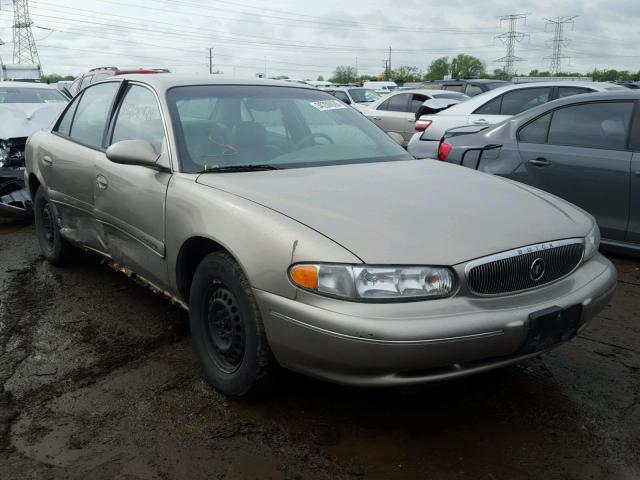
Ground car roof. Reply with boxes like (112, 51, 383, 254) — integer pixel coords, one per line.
(427, 79, 507, 84)
(388, 88, 458, 96)
(106, 74, 319, 92)
(0, 81, 59, 89)
(441, 81, 626, 115)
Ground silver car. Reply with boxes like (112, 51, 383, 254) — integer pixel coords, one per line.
(25, 75, 616, 397)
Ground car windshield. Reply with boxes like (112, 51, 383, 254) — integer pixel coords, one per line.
(167, 85, 411, 173)
(0, 87, 67, 103)
(484, 81, 510, 90)
(433, 92, 469, 100)
(348, 88, 380, 103)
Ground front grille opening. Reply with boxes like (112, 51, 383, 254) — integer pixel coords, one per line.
(467, 241, 584, 295)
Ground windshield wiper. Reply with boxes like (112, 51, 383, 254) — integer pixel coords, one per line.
(197, 164, 281, 173)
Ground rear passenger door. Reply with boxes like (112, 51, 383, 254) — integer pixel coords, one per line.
(370, 93, 412, 142)
(469, 86, 552, 127)
(43, 81, 122, 251)
(94, 82, 172, 288)
(626, 107, 640, 244)
(517, 101, 634, 240)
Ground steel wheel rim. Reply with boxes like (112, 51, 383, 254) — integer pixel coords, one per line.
(41, 202, 56, 248)
(206, 285, 245, 373)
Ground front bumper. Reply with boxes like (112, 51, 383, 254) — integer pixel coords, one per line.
(255, 253, 616, 387)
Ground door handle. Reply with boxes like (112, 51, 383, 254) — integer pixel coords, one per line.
(42, 155, 53, 167)
(372, 116, 382, 121)
(528, 157, 551, 167)
(96, 175, 108, 190)
(407, 119, 415, 123)
(473, 119, 489, 125)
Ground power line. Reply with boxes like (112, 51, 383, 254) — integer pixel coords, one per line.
(545, 16, 577, 74)
(494, 14, 528, 76)
(12, 0, 40, 64)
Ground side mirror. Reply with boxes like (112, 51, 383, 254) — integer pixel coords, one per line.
(106, 140, 159, 167)
(387, 132, 404, 146)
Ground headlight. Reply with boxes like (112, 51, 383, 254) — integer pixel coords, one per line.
(289, 263, 456, 301)
(0, 140, 8, 167)
(584, 223, 600, 261)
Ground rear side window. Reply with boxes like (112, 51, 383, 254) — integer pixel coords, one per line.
(379, 93, 410, 112)
(80, 74, 94, 90)
(54, 95, 81, 136)
(547, 102, 634, 150)
(409, 94, 428, 113)
(629, 103, 640, 151)
(518, 113, 552, 144)
(500, 87, 551, 115)
(474, 95, 502, 115)
(69, 82, 120, 149)
(557, 86, 592, 99)
(465, 84, 483, 96)
(333, 91, 350, 103)
(111, 85, 165, 154)
(443, 84, 464, 92)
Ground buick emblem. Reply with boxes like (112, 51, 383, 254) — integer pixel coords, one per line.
(530, 258, 546, 281)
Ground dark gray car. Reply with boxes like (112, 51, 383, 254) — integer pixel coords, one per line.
(437, 91, 640, 255)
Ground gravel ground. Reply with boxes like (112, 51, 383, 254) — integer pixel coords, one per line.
(1, 219, 638, 480)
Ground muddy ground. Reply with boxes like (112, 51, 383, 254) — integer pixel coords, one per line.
(0, 219, 638, 480)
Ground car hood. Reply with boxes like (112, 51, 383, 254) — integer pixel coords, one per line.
(196, 160, 592, 265)
(0, 103, 66, 139)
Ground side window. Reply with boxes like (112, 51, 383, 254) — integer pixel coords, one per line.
(409, 94, 428, 113)
(69, 82, 120, 149)
(475, 95, 502, 115)
(465, 84, 483, 97)
(377, 98, 391, 111)
(557, 87, 591, 99)
(443, 84, 464, 92)
(381, 93, 410, 112)
(500, 87, 551, 115)
(80, 74, 94, 90)
(111, 85, 165, 154)
(333, 91, 350, 104)
(69, 78, 81, 96)
(518, 113, 552, 144)
(54, 95, 81, 136)
(629, 104, 640, 151)
(548, 102, 634, 150)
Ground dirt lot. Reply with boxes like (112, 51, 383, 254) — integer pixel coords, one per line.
(0, 219, 638, 480)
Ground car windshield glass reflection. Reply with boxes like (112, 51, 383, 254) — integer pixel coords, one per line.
(167, 85, 411, 173)
(0, 88, 67, 103)
(348, 89, 381, 103)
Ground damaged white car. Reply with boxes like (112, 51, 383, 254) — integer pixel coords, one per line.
(0, 82, 68, 218)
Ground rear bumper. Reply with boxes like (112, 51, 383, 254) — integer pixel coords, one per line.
(255, 254, 616, 387)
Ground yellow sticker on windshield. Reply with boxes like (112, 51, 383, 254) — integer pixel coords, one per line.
(309, 100, 348, 111)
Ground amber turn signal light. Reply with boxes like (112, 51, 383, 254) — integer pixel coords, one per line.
(289, 264, 318, 290)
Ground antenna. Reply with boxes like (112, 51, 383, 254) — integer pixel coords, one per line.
(12, 0, 40, 65)
(494, 14, 529, 77)
(545, 16, 577, 74)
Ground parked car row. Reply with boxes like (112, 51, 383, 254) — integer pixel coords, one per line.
(23, 74, 616, 397)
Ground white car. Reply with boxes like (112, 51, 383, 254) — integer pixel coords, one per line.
(362, 89, 469, 145)
(363, 81, 398, 94)
(407, 81, 627, 159)
(327, 87, 382, 112)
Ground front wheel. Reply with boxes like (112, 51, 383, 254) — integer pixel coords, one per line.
(189, 252, 274, 397)
(33, 188, 78, 266)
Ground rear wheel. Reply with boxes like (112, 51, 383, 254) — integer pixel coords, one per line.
(34, 188, 78, 266)
(189, 252, 274, 397)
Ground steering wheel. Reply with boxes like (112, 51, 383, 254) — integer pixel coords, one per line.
(293, 133, 334, 149)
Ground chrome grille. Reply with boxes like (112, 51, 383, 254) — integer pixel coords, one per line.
(465, 239, 584, 295)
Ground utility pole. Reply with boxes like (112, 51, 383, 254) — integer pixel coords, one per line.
(355, 56, 358, 78)
(388, 46, 392, 78)
(545, 16, 577, 74)
(12, 0, 41, 65)
(209, 47, 213, 74)
(495, 14, 528, 77)
(383, 60, 389, 80)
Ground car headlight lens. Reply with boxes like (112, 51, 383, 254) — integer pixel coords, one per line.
(584, 223, 600, 261)
(289, 263, 455, 301)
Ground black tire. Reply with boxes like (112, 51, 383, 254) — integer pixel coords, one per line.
(189, 252, 274, 397)
(33, 188, 78, 266)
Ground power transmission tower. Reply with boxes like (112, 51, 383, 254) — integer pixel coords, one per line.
(495, 14, 528, 77)
(545, 16, 577, 74)
(12, 0, 40, 65)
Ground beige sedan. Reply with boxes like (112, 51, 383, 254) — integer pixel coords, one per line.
(25, 75, 616, 397)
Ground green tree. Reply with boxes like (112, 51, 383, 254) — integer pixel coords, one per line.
(41, 73, 75, 84)
(424, 57, 450, 81)
(450, 54, 486, 79)
(317, 75, 324, 81)
(329, 66, 357, 84)
(390, 66, 422, 83)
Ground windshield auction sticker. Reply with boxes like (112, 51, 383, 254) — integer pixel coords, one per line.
(309, 100, 348, 111)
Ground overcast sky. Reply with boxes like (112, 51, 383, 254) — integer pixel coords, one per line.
(0, 0, 638, 79)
